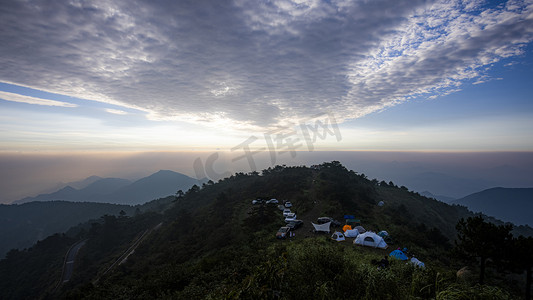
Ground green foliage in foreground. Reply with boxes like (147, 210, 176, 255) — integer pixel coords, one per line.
(218, 239, 435, 300)
(68, 237, 517, 300)
(436, 284, 513, 300)
(208, 239, 511, 300)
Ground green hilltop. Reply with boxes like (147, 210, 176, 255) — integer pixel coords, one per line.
(1, 162, 531, 299)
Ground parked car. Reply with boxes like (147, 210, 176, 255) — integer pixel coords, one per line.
(284, 213, 297, 222)
(284, 201, 293, 208)
(276, 226, 291, 239)
(283, 208, 292, 217)
(266, 198, 279, 204)
(252, 199, 263, 205)
(317, 217, 341, 227)
(287, 220, 304, 230)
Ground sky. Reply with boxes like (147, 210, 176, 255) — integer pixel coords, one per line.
(1, 0, 533, 203)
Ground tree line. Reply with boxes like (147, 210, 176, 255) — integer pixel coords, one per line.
(455, 216, 533, 299)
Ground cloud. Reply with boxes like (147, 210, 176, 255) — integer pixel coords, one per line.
(0, 91, 77, 107)
(105, 108, 128, 115)
(0, 0, 531, 129)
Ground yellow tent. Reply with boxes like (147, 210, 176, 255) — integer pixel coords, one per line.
(342, 225, 352, 232)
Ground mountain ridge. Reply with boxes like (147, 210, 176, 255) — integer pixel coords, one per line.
(28, 175, 104, 197)
(420, 190, 456, 203)
(402, 171, 494, 199)
(453, 187, 533, 226)
(14, 170, 202, 205)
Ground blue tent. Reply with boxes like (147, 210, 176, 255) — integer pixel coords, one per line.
(378, 231, 389, 237)
(343, 215, 355, 219)
(389, 249, 408, 261)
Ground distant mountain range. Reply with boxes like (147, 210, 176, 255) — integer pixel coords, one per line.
(14, 170, 204, 205)
(453, 187, 533, 226)
(34, 175, 104, 195)
(401, 172, 495, 199)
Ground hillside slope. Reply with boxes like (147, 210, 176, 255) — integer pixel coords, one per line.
(1, 162, 531, 299)
(0, 201, 135, 258)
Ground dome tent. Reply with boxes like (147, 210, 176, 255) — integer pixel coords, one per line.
(378, 231, 389, 237)
(354, 225, 366, 233)
(354, 232, 388, 249)
(344, 228, 360, 238)
(331, 231, 346, 242)
(389, 249, 408, 260)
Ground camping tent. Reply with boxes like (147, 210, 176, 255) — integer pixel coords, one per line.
(378, 231, 389, 237)
(342, 225, 352, 232)
(389, 249, 408, 260)
(354, 225, 366, 233)
(331, 231, 345, 242)
(410, 257, 425, 268)
(312, 221, 331, 233)
(344, 229, 359, 238)
(354, 232, 388, 249)
(378, 201, 385, 206)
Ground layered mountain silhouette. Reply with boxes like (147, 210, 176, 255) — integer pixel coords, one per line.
(32, 175, 104, 195)
(15, 170, 203, 205)
(453, 187, 533, 226)
(402, 172, 494, 199)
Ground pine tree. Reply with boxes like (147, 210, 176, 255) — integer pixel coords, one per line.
(454, 216, 513, 285)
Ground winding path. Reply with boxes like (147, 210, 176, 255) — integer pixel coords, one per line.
(60, 239, 87, 283)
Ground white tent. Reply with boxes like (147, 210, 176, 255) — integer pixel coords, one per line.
(378, 201, 385, 206)
(410, 257, 425, 268)
(344, 229, 359, 238)
(353, 232, 388, 249)
(312, 221, 331, 233)
(354, 225, 366, 233)
(331, 231, 345, 242)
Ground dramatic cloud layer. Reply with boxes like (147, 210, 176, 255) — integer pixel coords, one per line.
(1, 0, 532, 129)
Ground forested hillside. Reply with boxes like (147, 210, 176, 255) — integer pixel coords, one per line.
(1, 162, 531, 299)
(0, 201, 135, 258)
